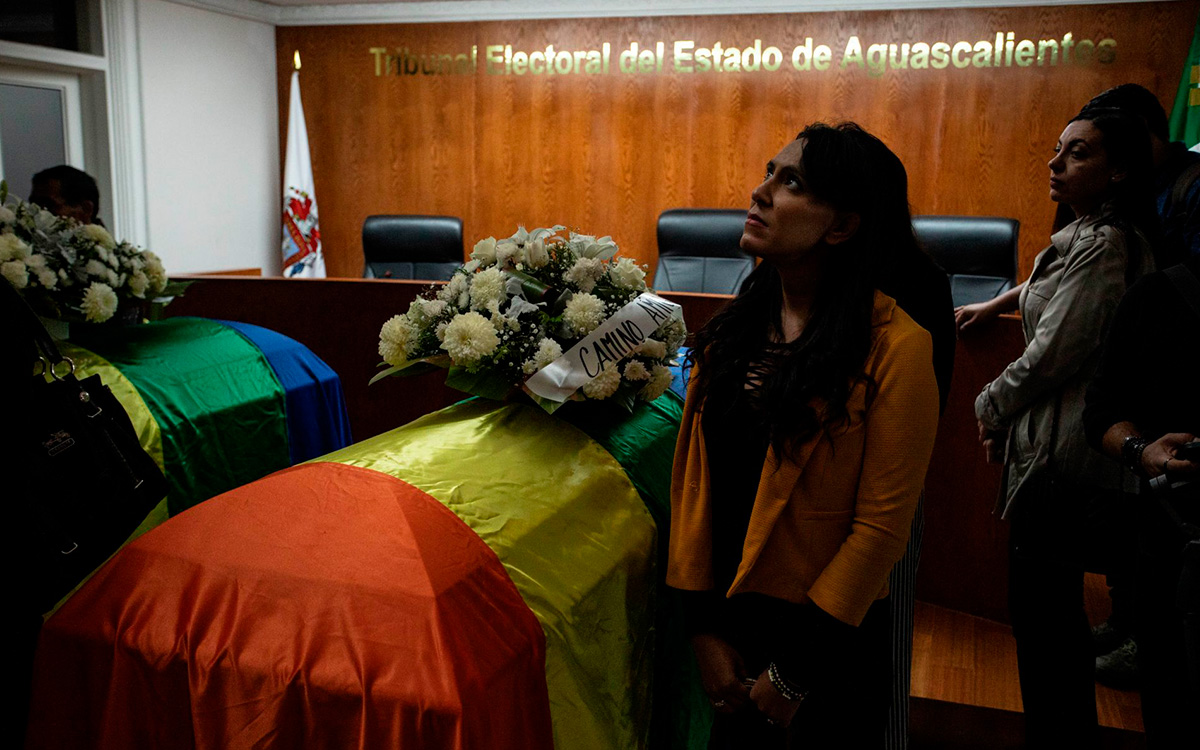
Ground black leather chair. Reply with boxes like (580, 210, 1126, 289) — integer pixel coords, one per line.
(654, 209, 755, 294)
(362, 215, 463, 281)
(912, 215, 1019, 306)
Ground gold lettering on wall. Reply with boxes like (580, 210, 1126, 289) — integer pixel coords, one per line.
(369, 32, 1117, 78)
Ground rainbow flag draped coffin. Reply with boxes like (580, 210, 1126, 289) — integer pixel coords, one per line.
(67, 317, 351, 514)
(27, 398, 683, 749)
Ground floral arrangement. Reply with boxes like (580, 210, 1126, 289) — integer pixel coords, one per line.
(374, 226, 686, 412)
(0, 181, 170, 324)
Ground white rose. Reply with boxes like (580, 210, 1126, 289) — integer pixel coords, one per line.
(471, 237, 498, 267)
(439, 311, 500, 365)
(1, 259, 29, 289)
(81, 281, 118, 322)
(582, 364, 621, 399)
(608, 257, 647, 291)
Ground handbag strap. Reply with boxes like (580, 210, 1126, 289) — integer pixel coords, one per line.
(0, 277, 68, 369)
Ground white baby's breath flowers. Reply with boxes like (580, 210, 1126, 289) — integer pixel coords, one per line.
(379, 314, 418, 367)
(608, 257, 647, 290)
(639, 364, 673, 402)
(634, 338, 667, 359)
(471, 237, 498, 267)
(469, 267, 506, 313)
(658, 319, 687, 352)
(2, 259, 29, 288)
(563, 292, 607, 336)
(622, 359, 650, 381)
(565, 257, 606, 293)
(526, 237, 549, 269)
(0, 233, 31, 262)
(582, 363, 622, 399)
(440, 311, 500, 365)
(81, 281, 118, 322)
(522, 337, 563, 374)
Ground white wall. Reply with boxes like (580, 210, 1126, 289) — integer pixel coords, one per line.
(138, 0, 279, 274)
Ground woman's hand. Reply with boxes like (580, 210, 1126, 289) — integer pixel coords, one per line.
(954, 301, 997, 334)
(978, 420, 1006, 464)
(750, 667, 803, 727)
(1142, 432, 1198, 478)
(691, 634, 751, 714)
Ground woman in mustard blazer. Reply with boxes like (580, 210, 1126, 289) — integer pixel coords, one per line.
(667, 123, 940, 747)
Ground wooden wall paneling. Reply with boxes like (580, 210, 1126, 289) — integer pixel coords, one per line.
(278, 3, 1197, 283)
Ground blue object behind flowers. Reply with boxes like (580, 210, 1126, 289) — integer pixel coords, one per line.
(668, 346, 692, 401)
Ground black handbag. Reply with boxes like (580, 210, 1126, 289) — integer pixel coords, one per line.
(2, 279, 167, 612)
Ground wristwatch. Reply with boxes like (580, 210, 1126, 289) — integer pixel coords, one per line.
(1121, 435, 1150, 476)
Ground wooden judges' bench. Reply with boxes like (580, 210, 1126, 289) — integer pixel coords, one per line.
(166, 274, 1023, 624)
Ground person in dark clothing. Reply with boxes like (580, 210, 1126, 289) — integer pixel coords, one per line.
(28, 165, 103, 226)
(1081, 83, 1200, 263)
(1083, 255, 1200, 748)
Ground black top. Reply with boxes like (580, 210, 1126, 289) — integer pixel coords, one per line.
(1083, 255, 1200, 447)
(877, 248, 956, 415)
(1155, 142, 1200, 264)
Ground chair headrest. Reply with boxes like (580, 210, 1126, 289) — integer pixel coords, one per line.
(911, 215, 1019, 278)
(657, 209, 754, 259)
(362, 215, 463, 263)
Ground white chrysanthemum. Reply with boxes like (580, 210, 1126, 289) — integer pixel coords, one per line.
(634, 338, 668, 359)
(623, 359, 651, 381)
(435, 320, 449, 341)
(565, 257, 606, 292)
(25, 253, 45, 270)
(469, 267, 506, 313)
(526, 237, 550, 268)
(81, 224, 117, 250)
(378, 314, 418, 367)
(0, 206, 15, 224)
(608, 257, 647, 291)
(407, 297, 447, 327)
(85, 259, 109, 279)
(2, 259, 29, 289)
(522, 338, 563, 374)
(440, 311, 500, 365)
(639, 364, 673, 402)
(128, 271, 150, 298)
(657, 319, 687, 351)
(563, 293, 607, 336)
(439, 272, 470, 307)
(36, 268, 57, 289)
(0, 233, 31, 262)
(495, 239, 523, 267)
(81, 282, 118, 323)
(141, 251, 167, 294)
(582, 364, 621, 399)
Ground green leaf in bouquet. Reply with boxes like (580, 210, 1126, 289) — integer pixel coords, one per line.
(444, 365, 515, 401)
(368, 354, 451, 384)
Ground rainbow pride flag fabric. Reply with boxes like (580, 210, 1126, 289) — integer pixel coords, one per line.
(29, 395, 713, 750)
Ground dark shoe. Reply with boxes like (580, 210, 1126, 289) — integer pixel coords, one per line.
(1091, 619, 1127, 656)
(1095, 637, 1138, 690)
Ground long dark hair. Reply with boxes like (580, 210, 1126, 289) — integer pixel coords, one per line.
(1066, 107, 1163, 267)
(689, 122, 922, 456)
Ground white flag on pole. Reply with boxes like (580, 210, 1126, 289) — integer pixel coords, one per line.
(281, 68, 325, 278)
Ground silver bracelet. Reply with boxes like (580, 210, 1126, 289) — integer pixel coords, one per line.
(767, 662, 807, 703)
